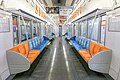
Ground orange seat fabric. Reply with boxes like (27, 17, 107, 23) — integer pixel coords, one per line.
(9, 46, 20, 53)
(28, 50, 40, 63)
(17, 44, 26, 56)
(79, 42, 110, 63)
(9, 42, 41, 64)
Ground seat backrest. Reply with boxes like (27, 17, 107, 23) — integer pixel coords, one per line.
(90, 42, 110, 56)
(43, 36, 50, 41)
(36, 37, 40, 44)
(75, 37, 79, 43)
(92, 43, 101, 56)
(80, 38, 84, 46)
(29, 40, 34, 50)
(17, 44, 26, 56)
(86, 40, 90, 50)
(90, 42, 95, 55)
(9, 42, 30, 56)
(82, 39, 87, 49)
(100, 46, 109, 51)
(23, 42, 30, 55)
(9, 46, 20, 53)
(79, 38, 82, 45)
(70, 36, 76, 41)
(32, 40, 36, 48)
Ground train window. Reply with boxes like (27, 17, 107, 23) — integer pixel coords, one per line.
(21, 20, 31, 41)
(37, 22, 41, 36)
(40, 22, 46, 41)
(68, 25, 70, 38)
(74, 23, 79, 37)
(81, 20, 87, 37)
(72, 23, 75, 37)
(88, 18, 99, 41)
(38, 22, 41, 37)
(88, 19, 93, 38)
(33, 22, 39, 37)
(45, 23, 47, 36)
(78, 22, 81, 37)
(68, 24, 72, 38)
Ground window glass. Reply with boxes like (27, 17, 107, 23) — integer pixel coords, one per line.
(39, 22, 41, 36)
(68, 24, 72, 38)
(21, 20, 31, 41)
(72, 23, 75, 36)
(93, 18, 99, 41)
(41, 22, 45, 40)
(70, 24, 72, 38)
(78, 22, 81, 37)
(88, 18, 99, 41)
(88, 19, 93, 38)
(81, 20, 87, 37)
(33, 22, 39, 37)
(74, 23, 79, 37)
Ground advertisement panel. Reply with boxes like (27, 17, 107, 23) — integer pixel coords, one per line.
(46, 7, 59, 14)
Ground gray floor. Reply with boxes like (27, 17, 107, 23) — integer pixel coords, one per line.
(13, 37, 113, 80)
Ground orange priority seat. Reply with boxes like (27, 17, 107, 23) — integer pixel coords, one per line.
(9, 42, 40, 64)
(79, 42, 110, 63)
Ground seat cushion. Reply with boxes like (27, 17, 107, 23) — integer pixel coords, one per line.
(84, 57, 90, 63)
(40, 40, 49, 51)
(29, 50, 40, 54)
(79, 50, 91, 63)
(100, 46, 109, 51)
(28, 50, 40, 63)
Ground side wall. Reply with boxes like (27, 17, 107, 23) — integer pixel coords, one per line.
(106, 23, 120, 80)
(0, 12, 13, 80)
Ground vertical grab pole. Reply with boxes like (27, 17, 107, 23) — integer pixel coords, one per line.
(21, 16, 30, 58)
(89, 10, 99, 57)
(17, 15, 21, 44)
(21, 16, 29, 41)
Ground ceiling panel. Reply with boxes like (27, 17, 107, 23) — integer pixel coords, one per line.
(44, 0, 53, 6)
(52, 0, 66, 6)
(44, 0, 74, 6)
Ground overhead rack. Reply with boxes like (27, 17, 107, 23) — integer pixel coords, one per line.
(5, 9, 47, 23)
(73, 8, 110, 23)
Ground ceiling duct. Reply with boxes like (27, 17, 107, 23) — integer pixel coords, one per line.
(58, 0, 61, 3)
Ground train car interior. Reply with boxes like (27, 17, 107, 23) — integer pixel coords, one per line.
(0, 0, 120, 80)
